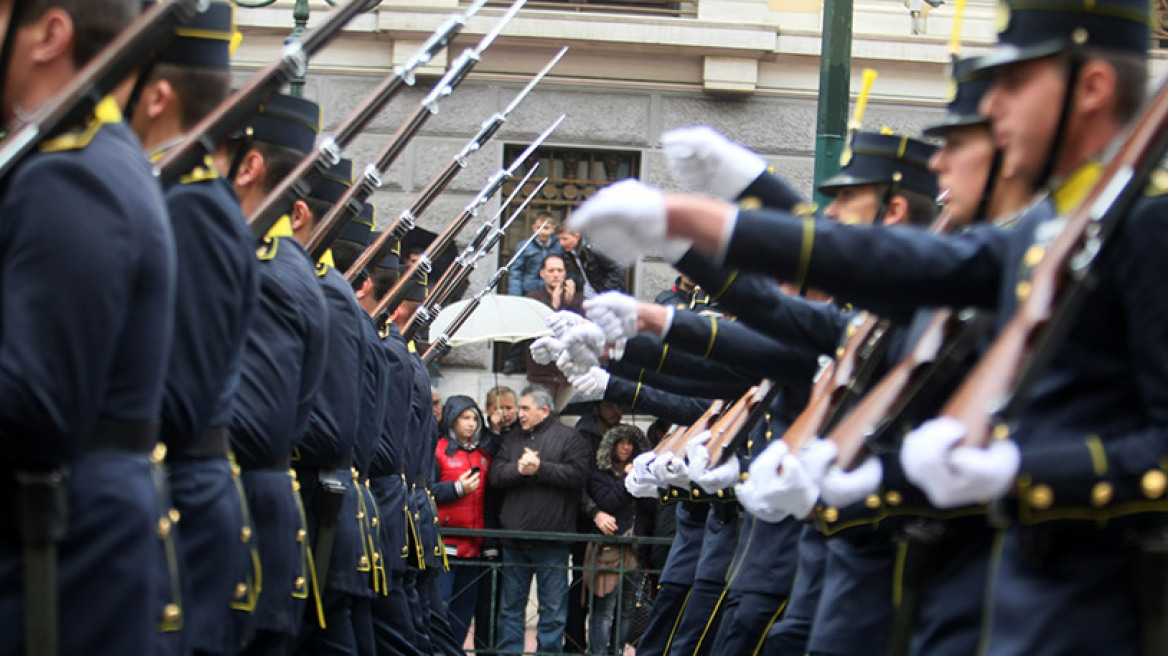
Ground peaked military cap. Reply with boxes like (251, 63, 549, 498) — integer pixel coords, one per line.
(819, 131, 939, 200)
(153, 0, 236, 70)
(975, 0, 1149, 72)
(370, 229, 402, 271)
(399, 258, 428, 303)
(307, 158, 353, 205)
(339, 203, 375, 247)
(246, 93, 320, 155)
(923, 56, 992, 137)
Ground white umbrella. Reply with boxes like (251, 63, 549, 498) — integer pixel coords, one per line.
(428, 293, 554, 348)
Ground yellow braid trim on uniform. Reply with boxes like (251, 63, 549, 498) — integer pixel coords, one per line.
(709, 269, 739, 303)
(318, 249, 335, 271)
(266, 215, 295, 239)
(704, 316, 719, 358)
(304, 544, 327, 628)
(1052, 161, 1102, 215)
(408, 341, 418, 354)
(795, 216, 815, 291)
(230, 456, 262, 611)
(1084, 434, 1107, 477)
(179, 155, 220, 185)
(661, 588, 693, 656)
(355, 486, 373, 573)
(749, 599, 788, 656)
(892, 540, 908, 606)
(656, 345, 669, 373)
(40, 96, 122, 153)
(693, 589, 729, 655)
(632, 370, 644, 407)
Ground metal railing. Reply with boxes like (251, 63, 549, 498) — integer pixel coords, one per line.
(437, 527, 674, 656)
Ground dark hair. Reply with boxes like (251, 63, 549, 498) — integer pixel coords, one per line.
(899, 187, 940, 226)
(330, 239, 364, 274)
(21, 0, 136, 68)
(249, 141, 304, 194)
(371, 266, 400, 299)
(303, 196, 334, 230)
(540, 253, 565, 271)
(148, 63, 230, 130)
(1086, 48, 1147, 124)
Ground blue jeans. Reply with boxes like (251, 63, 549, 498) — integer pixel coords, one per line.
(439, 560, 484, 645)
(498, 545, 571, 655)
(588, 591, 619, 655)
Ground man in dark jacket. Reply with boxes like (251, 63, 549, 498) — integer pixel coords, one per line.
(489, 385, 593, 655)
(558, 229, 626, 298)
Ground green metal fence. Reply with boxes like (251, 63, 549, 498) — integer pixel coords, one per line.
(438, 527, 674, 656)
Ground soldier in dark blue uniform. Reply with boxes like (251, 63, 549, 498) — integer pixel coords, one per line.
(123, 5, 260, 654)
(0, 2, 176, 655)
(573, 0, 1167, 652)
(280, 156, 370, 656)
(223, 93, 329, 656)
(330, 206, 392, 656)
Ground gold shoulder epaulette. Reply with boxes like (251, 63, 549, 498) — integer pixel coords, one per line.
(256, 237, 278, 262)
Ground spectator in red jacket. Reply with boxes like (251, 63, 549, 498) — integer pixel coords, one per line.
(433, 395, 490, 643)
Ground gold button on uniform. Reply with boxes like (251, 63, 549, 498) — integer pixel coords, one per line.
(296, 529, 307, 543)
(371, 517, 379, 527)
(884, 491, 902, 506)
(993, 424, 1010, 441)
(169, 508, 181, 524)
(230, 462, 241, 478)
(162, 604, 182, 623)
(295, 577, 306, 588)
(359, 556, 370, 568)
(151, 443, 168, 465)
(1016, 281, 1031, 302)
(1142, 470, 1167, 499)
(1028, 484, 1054, 510)
(356, 511, 365, 520)
(864, 494, 881, 509)
(1023, 245, 1045, 268)
(240, 526, 252, 543)
(1091, 482, 1113, 508)
(821, 507, 839, 523)
(234, 583, 248, 599)
(158, 517, 171, 539)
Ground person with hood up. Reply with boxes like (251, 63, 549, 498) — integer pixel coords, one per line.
(432, 395, 490, 644)
(583, 424, 653, 655)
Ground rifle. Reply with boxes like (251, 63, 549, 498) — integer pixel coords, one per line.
(244, 0, 492, 242)
(779, 315, 894, 452)
(303, 0, 529, 257)
(419, 193, 550, 364)
(155, 0, 372, 185)
(654, 400, 726, 457)
(343, 45, 568, 283)
(0, 0, 204, 181)
(373, 114, 565, 317)
(405, 176, 549, 342)
(945, 75, 1168, 447)
(692, 390, 755, 466)
(707, 380, 781, 467)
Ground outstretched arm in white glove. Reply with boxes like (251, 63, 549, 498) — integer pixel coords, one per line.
(566, 179, 691, 265)
(557, 322, 608, 375)
(661, 126, 767, 200)
(900, 417, 1020, 508)
(687, 436, 741, 494)
(547, 310, 585, 339)
(584, 291, 640, 343)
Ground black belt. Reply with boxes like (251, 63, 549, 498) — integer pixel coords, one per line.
(167, 426, 230, 460)
(86, 418, 158, 454)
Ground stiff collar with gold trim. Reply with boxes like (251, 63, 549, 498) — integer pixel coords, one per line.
(39, 96, 122, 153)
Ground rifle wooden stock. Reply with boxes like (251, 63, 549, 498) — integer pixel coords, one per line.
(655, 400, 726, 457)
(945, 75, 1168, 447)
(830, 308, 993, 470)
(708, 380, 778, 467)
(0, 0, 201, 181)
(700, 390, 755, 464)
(780, 314, 891, 452)
(156, 0, 370, 186)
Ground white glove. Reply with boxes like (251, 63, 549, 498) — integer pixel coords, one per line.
(626, 475, 661, 499)
(735, 479, 791, 523)
(691, 447, 741, 494)
(798, 438, 839, 485)
(560, 323, 607, 372)
(661, 126, 767, 200)
(742, 440, 819, 519)
(651, 454, 690, 488)
(900, 417, 1021, 508)
(566, 179, 668, 266)
(546, 311, 585, 339)
(529, 336, 565, 366)
(584, 292, 639, 343)
(568, 367, 610, 398)
(819, 456, 884, 508)
(632, 452, 662, 487)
